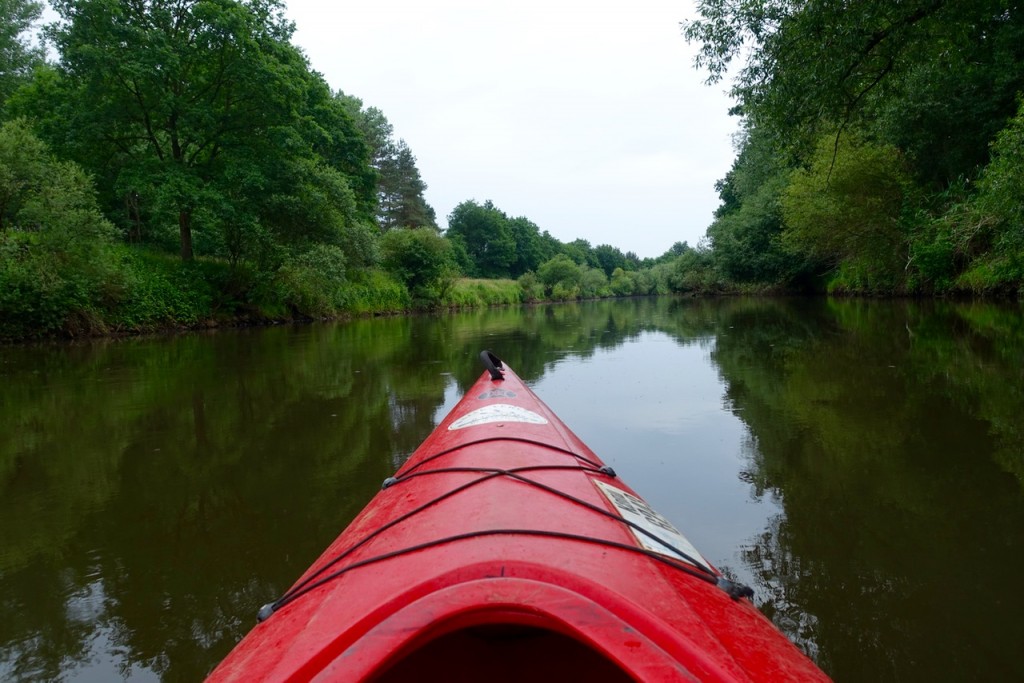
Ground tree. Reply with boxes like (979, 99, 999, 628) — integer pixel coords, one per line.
(339, 94, 436, 231)
(377, 139, 436, 230)
(562, 238, 598, 268)
(536, 254, 581, 295)
(445, 200, 514, 278)
(0, 0, 43, 111)
(684, 0, 1024, 174)
(0, 116, 46, 229)
(507, 215, 549, 278)
(594, 244, 627, 277)
(782, 133, 915, 288)
(705, 125, 804, 284)
(0, 119, 120, 337)
(380, 227, 455, 301)
(44, 0, 313, 261)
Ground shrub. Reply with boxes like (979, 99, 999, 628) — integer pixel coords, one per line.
(517, 271, 545, 302)
(579, 266, 609, 298)
(380, 228, 457, 303)
(276, 244, 348, 317)
(610, 267, 636, 296)
(537, 254, 581, 294)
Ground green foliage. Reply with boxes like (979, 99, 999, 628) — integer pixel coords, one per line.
(579, 266, 609, 298)
(561, 238, 599, 268)
(442, 278, 521, 308)
(667, 248, 722, 294)
(594, 244, 627, 277)
(111, 249, 220, 328)
(517, 271, 545, 302)
(276, 244, 348, 317)
(974, 100, 1024, 257)
(550, 282, 578, 301)
(0, 117, 46, 229)
(380, 228, 456, 303)
(0, 120, 123, 338)
(706, 127, 805, 285)
(610, 267, 635, 296)
(376, 139, 437, 230)
(0, 0, 43, 110)
(507, 215, 552, 277)
(537, 254, 582, 294)
(782, 133, 917, 290)
(685, 0, 1024, 156)
(445, 200, 515, 278)
(686, 0, 1024, 296)
(708, 173, 792, 283)
(339, 269, 410, 314)
(339, 94, 435, 231)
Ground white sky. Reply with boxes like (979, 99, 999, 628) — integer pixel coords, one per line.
(284, 0, 738, 258)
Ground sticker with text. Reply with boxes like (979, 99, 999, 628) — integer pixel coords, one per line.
(477, 389, 518, 400)
(594, 480, 710, 570)
(448, 404, 548, 430)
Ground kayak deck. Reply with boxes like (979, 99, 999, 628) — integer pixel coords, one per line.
(207, 353, 830, 682)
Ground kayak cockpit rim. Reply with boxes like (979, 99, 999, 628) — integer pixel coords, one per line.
(303, 576, 715, 682)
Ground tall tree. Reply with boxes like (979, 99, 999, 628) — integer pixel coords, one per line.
(339, 94, 436, 231)
(684, 0, 1024, 176)
(593, 244, 627, 277)
(506, 215, 550, 277)
(45, 0, 311, 261)
(445, 200, 514, 278)
(0, 0, 44, 110)
(377, 139, 436, 230)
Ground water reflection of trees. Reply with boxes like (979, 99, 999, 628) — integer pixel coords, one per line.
(2, 297, 1023, 681)
(712, 298, 1024, 682)
(0, 298, 712, 680)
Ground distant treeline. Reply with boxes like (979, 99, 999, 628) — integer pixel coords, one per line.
(2, 1, 1022, 340)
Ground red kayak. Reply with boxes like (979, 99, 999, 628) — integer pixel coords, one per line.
(208, 352, 830, 682)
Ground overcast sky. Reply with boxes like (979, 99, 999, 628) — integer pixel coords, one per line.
(284, 0, 738, 258)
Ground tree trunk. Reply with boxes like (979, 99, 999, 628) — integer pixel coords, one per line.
(179, 209, 194, 261)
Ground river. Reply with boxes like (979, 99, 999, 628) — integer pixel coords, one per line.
(2, 297, 1023, 681)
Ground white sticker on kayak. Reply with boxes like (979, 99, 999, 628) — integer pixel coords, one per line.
(595, 480, 710, 570)
(448, 404, 548, 430)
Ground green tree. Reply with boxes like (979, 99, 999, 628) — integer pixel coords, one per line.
(684, 0, 1024, 185)
(43, 0, 313, 261)
(445, 200, 514, 278)
(609, 267, 635, 296)
(377, 139, 437, 230)
(562, 238, 598, 268)
(947, 99, 1024, 289)
(0, 119, 121, 337)
(579, 266, 608, 298)
(380, 227, 455, 301)
(706, 126, 805, 284)
(536, 253, 581, 297)
(594, 244, 627, 277)
(339, 94, 436, 231)
(0, 116, 46, 229)
(975, 100, 1024, 248)
(0, 0, 43, 111)
(507, 215, 549, 278)
(782, 133, 915, 290)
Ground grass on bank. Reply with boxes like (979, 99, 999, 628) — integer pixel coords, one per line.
(442, 279, 522, 308)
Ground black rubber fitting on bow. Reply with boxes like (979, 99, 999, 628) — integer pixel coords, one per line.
(717, 577, 755, 601)
(480, 350, 504, 380)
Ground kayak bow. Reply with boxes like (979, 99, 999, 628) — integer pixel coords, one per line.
(207, 351, 830, 682)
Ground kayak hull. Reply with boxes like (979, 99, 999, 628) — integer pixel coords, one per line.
(208, 356, 830, 682)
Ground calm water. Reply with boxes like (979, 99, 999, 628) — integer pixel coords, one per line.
(2, 297, 1023, 682)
